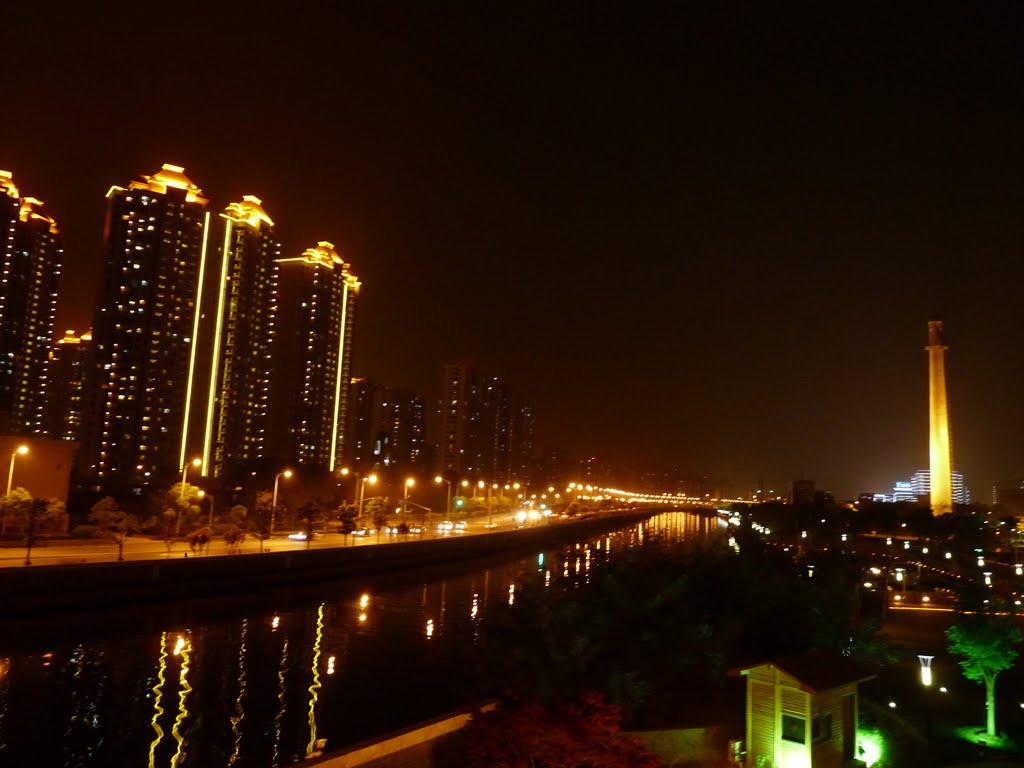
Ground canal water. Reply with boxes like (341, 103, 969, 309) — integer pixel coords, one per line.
(0, 511, 721, 767)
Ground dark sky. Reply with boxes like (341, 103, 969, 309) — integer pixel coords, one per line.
(4, 3, 1023, 499)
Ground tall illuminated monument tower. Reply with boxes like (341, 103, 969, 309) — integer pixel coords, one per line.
(926, 317, 953, 514)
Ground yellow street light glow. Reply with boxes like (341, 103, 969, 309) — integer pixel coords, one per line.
(367, 474, 378, 484)
(434, 476, 443, 483)
(284, 470, 293, 479)
(406, 478, 415, 487)
(477, 480, 485, 488)
(340, 468, 350, 476)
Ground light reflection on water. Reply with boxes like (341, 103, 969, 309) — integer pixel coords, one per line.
(0, 511, 718, 766)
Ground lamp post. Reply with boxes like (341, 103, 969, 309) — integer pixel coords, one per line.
(181, 457, 201, 495)
(403, 478, 415, 521)
(270, 469, 293, 537)
(3, 445, 28, 536)
(919, 655, 934, 760)
(6, 445, 28, 496)
(197, 490, 215, 528)
(488, 483, 497, 527)
(435, 476, 452, 519)
(358, 473, 378, 521)
(476, 480, 484, 500)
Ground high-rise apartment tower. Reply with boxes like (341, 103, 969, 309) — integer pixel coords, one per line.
(88, 164, 210, 488)
(201, 196, 279, 480)
(275, 242, 360, 471)
(0, 171, 62, 436)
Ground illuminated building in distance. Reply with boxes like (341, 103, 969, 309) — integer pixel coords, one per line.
(440, 361, 534, 483)
(0, 171, 62, 436)
(274, 242, 360, 471)
(88, 164, 210, 488)
(201, 196, 279, 481)
(349, 377, 427, 473)
(926, 317, 953, 513)
(44, 330, 92, 443)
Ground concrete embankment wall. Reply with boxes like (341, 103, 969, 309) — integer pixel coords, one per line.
(0, 509, 663, 616)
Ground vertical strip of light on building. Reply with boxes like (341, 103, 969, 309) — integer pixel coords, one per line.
(202, 219, 233, 475)
(328, 277, 350, 472)
(180, 211, 211, 472)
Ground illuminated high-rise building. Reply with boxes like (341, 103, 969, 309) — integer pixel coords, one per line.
(44, 329, 92, 442)
(926, 317, 954, 513)
(0, 171, 62, 436)
(201, 197, 279, 480)
(88, 164, 210, 488)
(349, 377, 427, 472)
(275, 242, 360, 471)
(440, 361, 524, 483)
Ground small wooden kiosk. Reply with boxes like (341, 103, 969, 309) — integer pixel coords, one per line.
(735, 650, 875, 768)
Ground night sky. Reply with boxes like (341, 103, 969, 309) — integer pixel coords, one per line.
(4, 3, 1023, 499)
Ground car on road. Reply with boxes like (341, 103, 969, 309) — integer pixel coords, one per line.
(351, 528, 376, 537)
(288, 532, 318, 541)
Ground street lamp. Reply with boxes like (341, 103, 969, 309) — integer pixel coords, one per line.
(919, 655, 934, 760)
(270, 469, 293, 536)
(403, 478, 415, 520)
(181, 457, 201, 493)
(358, 473, 378, 521)
(435, 475, 452, 519)
(6, 445, 28, 496)
(197, 490, 215, 528)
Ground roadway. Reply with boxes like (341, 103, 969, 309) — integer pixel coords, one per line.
(0, 509, 548, 568)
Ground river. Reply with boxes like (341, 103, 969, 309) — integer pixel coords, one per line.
(0, 510, 722, 767)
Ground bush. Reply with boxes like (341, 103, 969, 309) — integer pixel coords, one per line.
(70, 525, 101, 539)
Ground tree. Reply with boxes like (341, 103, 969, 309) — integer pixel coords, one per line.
(298, 498, 321, 549)
(89, 496, 141, 561)
(338, 504, 358, 535)
(223, 525, 245, 554)
(0, 487, 32, 536)
(252, 491, 273, 549)
(15, 497, 65, 566)
(459, 692, 658, 768)
(160, 482, 203, 540)
(946, 585, 1023, 738)
(362, 496, 389, 530)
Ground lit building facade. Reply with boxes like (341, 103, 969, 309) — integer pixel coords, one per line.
(909, 468, 969, 506)
(44, 330, 92, 442)
(349, 377, 427, 472)
(440, 361, 531, 483)
(88, 164, 210, 488)
(201, 197, 279, 480)
(276, 242, 359, 471)
(0, 171, 62, 436)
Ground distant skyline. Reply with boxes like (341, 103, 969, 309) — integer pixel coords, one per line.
(4, 3, 1024, 498)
